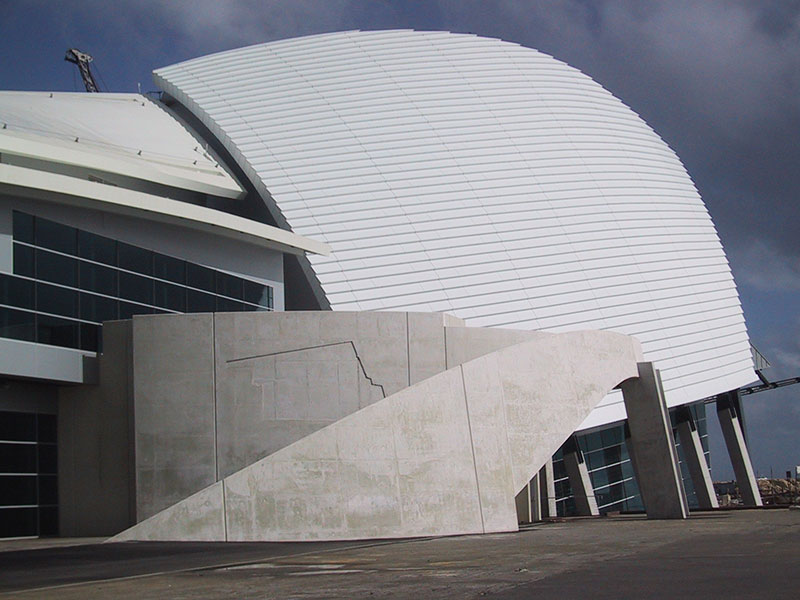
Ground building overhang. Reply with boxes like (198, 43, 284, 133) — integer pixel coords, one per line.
(0, 162, 330, 257)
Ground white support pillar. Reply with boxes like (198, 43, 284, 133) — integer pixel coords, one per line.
(675, 407, 719, 509)
(716, 390, 763, 507)
(620, 362, 689, 519)
(562, 437, 599, 516)
(540, 459, 557, 519)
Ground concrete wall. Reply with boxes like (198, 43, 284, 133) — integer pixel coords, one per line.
(111, 325, 643, 542)
(132, 311, 469, 518)
(58, 321, 134, 536)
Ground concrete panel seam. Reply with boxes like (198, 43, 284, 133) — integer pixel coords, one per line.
(222, 478, 229, 542)
(460, 365, 485, 534)
(405, 313, 411, 387)
(227, 340, 386, 398)
(212, 313, 219, 481)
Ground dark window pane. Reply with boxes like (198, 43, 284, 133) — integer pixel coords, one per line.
(186, 263, 215, 292)
(0, 443, 37, 473)
(80, 293, 118, 323)
(216, 297, 244, 312)
(154, 281, 185, 312)
(0, 507, 38, 538)
(13, 244, 35, 277)
(38, 475, 58, 505)
(0, 411, 37, 442)
(118, 242, 152, 275)
(35, 250, 78, 287)
(0, 308, 35, 342)
(12, 212, 34, 243)
(154, 253, 185, 284)
(35, 217, 76, 255)
(243, 280, 271, 307)
(0, 475, 37, 505)
(216, 272, 242, 299)
(119, 272, 153, 305)
(37, 415, 56, 444)
(36, 283, 78, 318)
(39, 506, 58, 536)
(38, 444, 57, 474)
(78, 230, 116, 265)
(37, 315, 79, 348)
(119, 302, 152, 320)
(187, 290, 215, 313)
(0, 274, 34, 309)
(79, 323, 100, 352)
(79, 262, 117, 296)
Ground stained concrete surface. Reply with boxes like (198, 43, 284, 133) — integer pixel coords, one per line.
(2, 509, 798, 599)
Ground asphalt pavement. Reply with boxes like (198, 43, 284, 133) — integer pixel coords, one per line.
(1, 508, 798, 599)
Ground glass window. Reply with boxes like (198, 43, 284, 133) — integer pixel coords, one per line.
(243, 280, 271, 307)
(119, 272, 153, 305)
(37, 315, 79, 349)
(12, 211, 34, 243)
(0, 507, 38, 538)
(13, 244, 35, 278)
(35, 250, 78, 287)
(118, 242, 152, 275)
(0, 411, 37, 441)
(35, 217, 76, 255)
(0, 307, 36, 342)
(78, 230, 116, 265)
(119, 302, 152, 320)
(38, 506, 59, 535)
(154, 253, 185, 284)
(36, 283, 78, 318)
(154, 281, 185, 312)
(79, 293, 118, 323)
(216, 297, 245, 312)
(0, 475, 37, 505)
(37, 415, 57, 443)
(186, 263, 215, 292)
(0, 443, 37, 473)
(0, 274, 34, 310)
(80, 323, 101, 352)
(38, 444, 57, 474)
(79, 262, 117, 296)
(38, 475, 58, 505)
(187, 290, 215, 313)
(216, 271, 243, 299)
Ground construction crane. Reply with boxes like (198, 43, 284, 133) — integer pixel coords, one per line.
(64, 48, 100, 92)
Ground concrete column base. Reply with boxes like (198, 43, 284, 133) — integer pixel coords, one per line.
(562, 437, 599, 516)
(716, 391, 763, 507)
(621, 362, 689, 519)
(675, 407, 718, 509)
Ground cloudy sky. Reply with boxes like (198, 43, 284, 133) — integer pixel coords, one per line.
(2, 0, 798, 480)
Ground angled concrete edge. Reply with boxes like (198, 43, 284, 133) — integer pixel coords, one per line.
(110, 329, 642, 542)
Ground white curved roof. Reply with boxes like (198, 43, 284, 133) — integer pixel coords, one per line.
(154, 30, 754, 428)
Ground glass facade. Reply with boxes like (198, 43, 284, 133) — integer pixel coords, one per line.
(0, 212, 274, 352)
(553, 402, 709, 516)
(0, 411, 58, 538)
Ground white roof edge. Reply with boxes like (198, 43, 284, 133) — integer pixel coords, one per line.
(0, 162, 330, 256)
(0, 129, 244, 200)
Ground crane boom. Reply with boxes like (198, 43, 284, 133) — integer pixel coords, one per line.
(65, 48, 100, 92)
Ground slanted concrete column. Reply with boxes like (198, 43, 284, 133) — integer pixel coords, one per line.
(562, 437, 599, 516)
(539, 459, 557, 519)
(620, 362, 689, 519)
(716, 390, 763, 507)
(515, 477, 535, 524)
(675, 407, 719, 509)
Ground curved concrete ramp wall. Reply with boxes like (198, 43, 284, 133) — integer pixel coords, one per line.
(111, 330, 641, 542)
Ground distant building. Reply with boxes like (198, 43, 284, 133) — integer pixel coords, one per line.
(0, 31, 760, 540)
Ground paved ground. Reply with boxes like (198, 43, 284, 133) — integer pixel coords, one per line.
(1, 508, 798, 599)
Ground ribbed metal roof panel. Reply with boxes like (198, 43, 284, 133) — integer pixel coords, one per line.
(154, 30, 753, 429)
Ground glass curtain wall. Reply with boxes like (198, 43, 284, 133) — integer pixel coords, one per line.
(1, 211, 274, 352)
